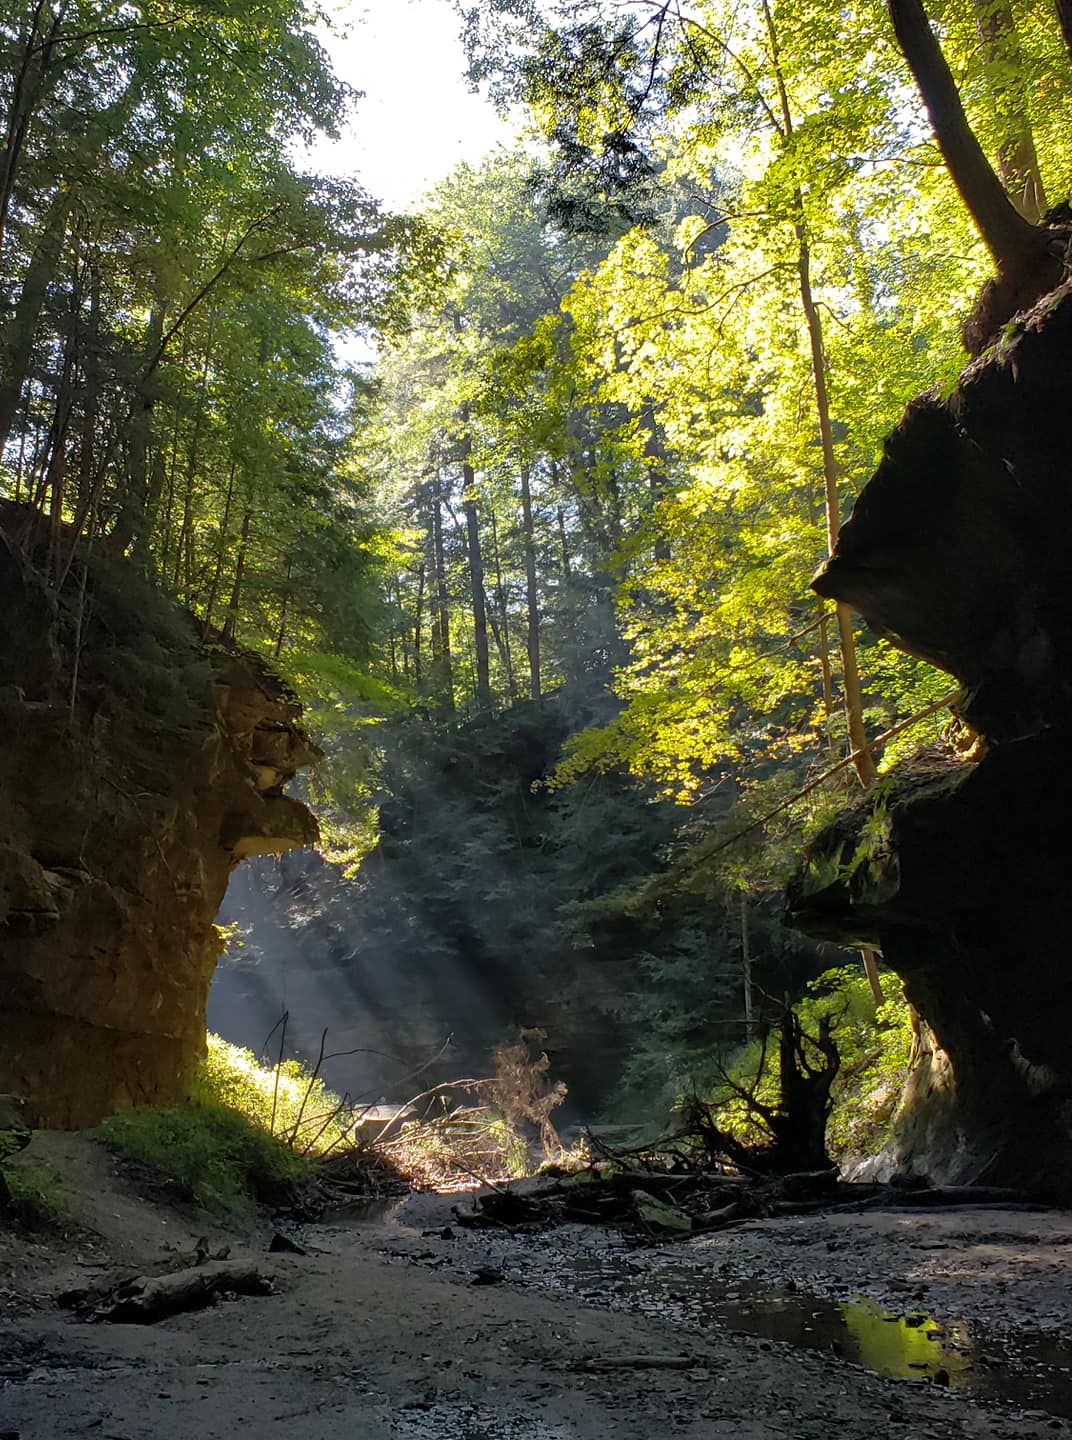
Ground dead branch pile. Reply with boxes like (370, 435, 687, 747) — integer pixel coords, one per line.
(374, 1102, 528, 1191)
(453, 1157, 1041, 1239)
(313, 1144, 412, 1211)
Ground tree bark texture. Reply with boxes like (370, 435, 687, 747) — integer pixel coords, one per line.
(887, 0, 1049, 274)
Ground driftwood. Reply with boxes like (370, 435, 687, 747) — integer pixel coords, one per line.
(455, 1162, 1052, 1240)
(92, 1262, 274, 1324)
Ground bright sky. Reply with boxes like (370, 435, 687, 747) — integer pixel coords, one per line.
(308, 0, 513, 210)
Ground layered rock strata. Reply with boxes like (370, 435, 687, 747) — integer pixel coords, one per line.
(0, 506, 319, 1126)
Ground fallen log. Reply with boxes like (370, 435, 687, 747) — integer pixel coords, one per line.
(93, 1262, 274, 1324)
(693, 1200, 751, 1231)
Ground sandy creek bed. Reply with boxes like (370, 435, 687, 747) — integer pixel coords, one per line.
(3, 1140, 1072, 1439)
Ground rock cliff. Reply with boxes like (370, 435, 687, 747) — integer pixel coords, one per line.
(0, 505, 320, 1127)
(791, 284, 1072, 1192)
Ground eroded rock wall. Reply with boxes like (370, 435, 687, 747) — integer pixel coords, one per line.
(790, 741, 1072, 1190)
(793, 285, 1072, 1193)
(0, 507, 319, 1127)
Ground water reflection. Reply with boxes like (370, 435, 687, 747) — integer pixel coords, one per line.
(551, 1258, 1072, 1418)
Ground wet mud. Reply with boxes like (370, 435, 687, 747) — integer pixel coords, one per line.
(335, 1194, 1072, 1427)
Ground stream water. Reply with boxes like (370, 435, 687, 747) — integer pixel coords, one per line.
(320, 1202, 1072, 1424)
(543, 1256, 1072, 1417)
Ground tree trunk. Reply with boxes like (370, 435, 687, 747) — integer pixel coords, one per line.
(740, 892, 753, 1038)
(762, 0, 876, 787)
(488, 508, 518, 702)
(273, 556, 292, 660)
(1057, 0, 1072, 62)
(412, 560, 425, 685)
(887, 0, 1050, 275)
(793, 239, 874, 783)
(971, 0, 1047, 222)
(556, 506, 572, 578)
(642, 399, 671, 561)
(431, 469, 455, 710)
(176, 460, 196, 598)
(0, 1, 51, 264)
(773, 1011, 839, 1173)
(520, 464, 542, 700)
(0, 183, 74, 455)
(485, 584, 516, 700)
(75, 266, 101, 513)
(109, 302, 166, 555)
(201, 456, 237, 637)
(816, 609, 840, 759)
(44, 332, 75, 576)
(461, 419, 492, 712)
(172, 345, 212, 589)
(220, 502, 252, 642)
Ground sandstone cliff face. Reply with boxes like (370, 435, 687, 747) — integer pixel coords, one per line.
(0, 506, 319, 1127)
(792, 286, 1072, 1193)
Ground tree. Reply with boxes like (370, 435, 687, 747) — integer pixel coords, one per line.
(887, 0, 1062, 344)
(456, 0, 1072, 809)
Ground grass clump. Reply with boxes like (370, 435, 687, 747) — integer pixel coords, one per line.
(194, 1034, 352, 1155)
(95, 1033, 354, 1214)
(1, 1153, 73, 1227)
(97, 1104, 309, 1214)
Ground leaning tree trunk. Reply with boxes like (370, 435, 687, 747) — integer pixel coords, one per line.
(797, 235, 877, 786)
(1057, 0, 1072, 61)
(887, 0, 1055, 289)
(762, 0, 876, 785)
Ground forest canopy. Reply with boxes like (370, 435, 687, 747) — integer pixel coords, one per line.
(4, 0, 1071, 1112)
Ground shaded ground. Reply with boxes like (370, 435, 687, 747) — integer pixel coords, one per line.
(3, 1137, 1072, 1438)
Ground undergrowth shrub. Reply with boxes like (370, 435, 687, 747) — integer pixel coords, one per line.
(194, 1034, 351, 1154)
(710, 967, 914, 1164)
(99, 1034, 543, 1208)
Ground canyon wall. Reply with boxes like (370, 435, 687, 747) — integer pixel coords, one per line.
(791, 283, 1072, 1193)
(0, 506, 319, 1126)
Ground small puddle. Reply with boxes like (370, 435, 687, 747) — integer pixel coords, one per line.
(323, 1196, 408, 1226)
(550, 1258, 1072, 1418)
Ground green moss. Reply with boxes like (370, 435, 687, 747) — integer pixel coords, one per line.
(1, 1153, 72, 1227)
(96, 1104, 310, 1214)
